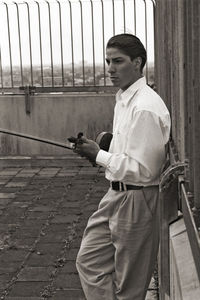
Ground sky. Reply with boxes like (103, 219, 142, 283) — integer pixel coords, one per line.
(0, 0, 155, 69)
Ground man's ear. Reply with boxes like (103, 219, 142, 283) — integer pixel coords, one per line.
(133, 57, 142, 71)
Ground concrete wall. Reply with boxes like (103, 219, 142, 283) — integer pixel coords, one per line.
(0, 93, 115, 155)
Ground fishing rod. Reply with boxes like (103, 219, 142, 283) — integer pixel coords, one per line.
(0, 128, 113, 155)
(0, 128, 112, 168)
(0, 128, 73, 150)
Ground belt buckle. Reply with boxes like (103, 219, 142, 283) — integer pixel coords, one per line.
(120, 182, 127, 191)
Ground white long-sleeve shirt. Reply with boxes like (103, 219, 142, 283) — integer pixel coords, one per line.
(96, 77, 171, 186)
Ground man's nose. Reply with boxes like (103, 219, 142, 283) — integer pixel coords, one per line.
(108, 63, 116, 74)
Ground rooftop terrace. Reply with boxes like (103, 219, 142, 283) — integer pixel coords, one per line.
(0, 155, 158, 299)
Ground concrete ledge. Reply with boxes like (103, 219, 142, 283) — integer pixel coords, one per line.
(0, 155, 91, 168)
(170, 217, 200, 300)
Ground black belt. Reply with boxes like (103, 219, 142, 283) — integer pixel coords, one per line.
(110, 181, 143, 191)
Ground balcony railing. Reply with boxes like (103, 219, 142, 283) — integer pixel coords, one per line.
(0, 0, 155, 93)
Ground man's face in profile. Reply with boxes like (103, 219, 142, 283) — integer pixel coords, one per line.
(106, 47, 141, 91)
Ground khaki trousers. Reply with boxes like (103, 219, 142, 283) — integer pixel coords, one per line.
(76, 186, 159, 300)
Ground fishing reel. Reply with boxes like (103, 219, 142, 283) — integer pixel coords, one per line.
(68, 132, 113, 152)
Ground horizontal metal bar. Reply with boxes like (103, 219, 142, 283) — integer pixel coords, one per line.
(32, 86, 117, 93)
(0, 86, 117, 94)
(0, 88, 24, 94)
(181, 182, 200, 281)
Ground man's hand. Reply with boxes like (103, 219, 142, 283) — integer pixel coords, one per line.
(74, 136, 100, 165)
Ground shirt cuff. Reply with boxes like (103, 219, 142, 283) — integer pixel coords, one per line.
(96, 150, 112, 168)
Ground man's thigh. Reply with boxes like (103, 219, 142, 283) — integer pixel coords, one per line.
(77, 189, 120, 272)
(109, 187, 159, 299)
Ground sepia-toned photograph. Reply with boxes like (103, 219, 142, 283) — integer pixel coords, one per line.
(0, 0, 200, 299)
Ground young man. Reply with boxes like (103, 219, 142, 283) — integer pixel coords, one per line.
(75, 34, 171, 300)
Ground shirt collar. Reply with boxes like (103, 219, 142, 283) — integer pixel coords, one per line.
(116, 76, 147, 106)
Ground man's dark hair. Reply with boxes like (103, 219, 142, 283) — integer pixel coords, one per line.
(106, 34, 147, 71)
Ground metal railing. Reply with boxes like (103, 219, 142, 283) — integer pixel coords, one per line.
(0, 0, 155, 93)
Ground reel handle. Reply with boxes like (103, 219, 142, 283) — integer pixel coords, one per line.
(96, 132, 113, 152)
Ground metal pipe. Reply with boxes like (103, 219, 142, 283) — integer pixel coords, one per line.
(122, 0, 126, 33)
(90, 0, 96, 86)
(143, 0, 148, 81)
(24, 1, 33, 86)
(14, 1, 23, 86)
(56, 0, 64, 87)
(100, 0, 106, 86)
(68, 0, 75, 86)
(35, 1, 44, 87)
(151, 0, 156, 65)
(0, 45, 4, 91)
(0, 128, 73, 150)
(150, 0, 156, 87)
(133, 0, 137, 35)
(150, 0, 156, 7)
(45, 0, 54, 87)
(79, 0, 85, 86)
(3, 2, 13, 87)
(112, 0, 115, 36)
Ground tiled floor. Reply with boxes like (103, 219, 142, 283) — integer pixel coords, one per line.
(0, 156, 158, 299)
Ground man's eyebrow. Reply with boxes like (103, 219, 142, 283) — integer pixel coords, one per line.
(106, 57, 124, 61)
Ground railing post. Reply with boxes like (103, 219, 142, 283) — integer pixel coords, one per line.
(19, 85, 36, 114)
